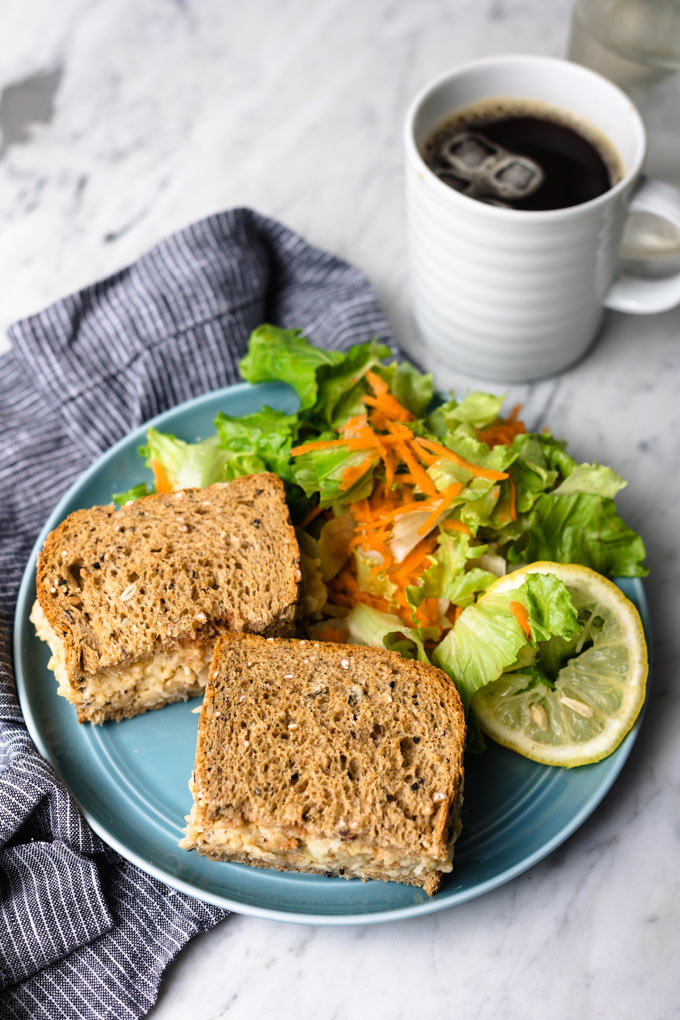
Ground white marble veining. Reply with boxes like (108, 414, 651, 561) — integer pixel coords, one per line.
(2, 1, 679, 1018)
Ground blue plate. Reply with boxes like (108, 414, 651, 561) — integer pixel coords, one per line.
(13, 382, 650, 925)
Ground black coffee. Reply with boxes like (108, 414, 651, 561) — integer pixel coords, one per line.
(423, 99, 622, 211)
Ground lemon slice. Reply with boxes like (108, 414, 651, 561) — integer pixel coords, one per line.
(472, 562, 648, 767)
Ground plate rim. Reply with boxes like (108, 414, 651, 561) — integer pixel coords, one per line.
(13, 381, 649, 925)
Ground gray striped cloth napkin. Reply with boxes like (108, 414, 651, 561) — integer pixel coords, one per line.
(0, 208, 393, 1019)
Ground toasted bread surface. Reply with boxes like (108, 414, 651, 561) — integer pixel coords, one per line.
(35, 474, 301, 690)
(183, 634, 465, 894)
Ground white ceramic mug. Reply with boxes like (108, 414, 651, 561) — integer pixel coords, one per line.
(404, 54, 680, 382)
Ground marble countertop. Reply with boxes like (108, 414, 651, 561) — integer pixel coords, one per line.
(2, 1, 678, 1018)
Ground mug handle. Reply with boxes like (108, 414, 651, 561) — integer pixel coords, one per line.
(604, 179, 680, 314)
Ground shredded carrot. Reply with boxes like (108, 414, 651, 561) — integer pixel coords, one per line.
(409, 443, 439, 467)
(150, 459, 173, 494)
(292, 382, 524, 637)
(291, 437, 352, 456)
(316, 622, 347, 643)
(371, 555, 394, 579)
(386, 423, 413, 441)
(293, 421, 398, 475)
(300, 503, 325, 529)
(365, 370, 389, 396)
(414, 597, 440, 629)
(352, 497, 372, 523)
(441, 518, 472, 535)
(509, 600, 532, 639)
(362, 434, 404, 448)
(368, 431, 390, 462)
(390, 534, 438, 589)
(413, 437, 508, 481)
(395, 441, 437, 496)
(362, 371, 414, 422)
(330, 524, 441, 629)
(362, 393, 414, 422)
(340, 436, 375, 451)
(356, 499, 416, 527)
(416, 482, 463, 536)
(326, 564, 392, 613)
(475, 403, 526, 447)
(383, 445, 398, 491)
(340, 458, 373, 491)
(340, 414, 369, 436)
(475, 420, 526, 446)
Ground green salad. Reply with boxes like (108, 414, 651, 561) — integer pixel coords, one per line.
(115, 325, 647, 748)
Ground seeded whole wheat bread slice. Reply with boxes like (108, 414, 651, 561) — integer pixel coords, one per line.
(33, 474, 301, 722)
(182, 634, 465, 895)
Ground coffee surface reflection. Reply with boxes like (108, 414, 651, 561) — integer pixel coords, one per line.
(424, 98, 623, 210)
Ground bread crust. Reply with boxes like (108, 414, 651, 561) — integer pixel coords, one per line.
(35, 474, 301, 691)
(192, 844, 443, 895)
(184, 634, 465, 894)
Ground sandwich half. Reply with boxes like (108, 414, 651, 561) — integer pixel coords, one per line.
(181, 634, 465, 895)
(31, 475, 301, 723)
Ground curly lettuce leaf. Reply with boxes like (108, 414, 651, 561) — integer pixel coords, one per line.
(314, 341, 393, 427)
(539, 432, 580, 479)
(239, 325, 345, 411)
(506, 493, 648, 577)
(426, 460, 505, 537)
(214, 406, 299, 482)
(354, 549, 398, 601)
(442, 425, 517, 477)
(442, 567, 497, 609)
(374, 360, 434, 417)
(443, 391, 505, 430)
(292, 443, 378, 507)
(433, 572, 580, 712)
(239, 325, 393, 428)
(552, 462, 626, 499)
(221, 452, 268, 480)
(113, 482, 153, 506)
(507, 433, 559, 514)
(521, 571, 582, 643)
(406, 532, 494, 613)
(112, 422, 268, 503)
(346, 603, 437, 663)
(144, 429, 236, 489)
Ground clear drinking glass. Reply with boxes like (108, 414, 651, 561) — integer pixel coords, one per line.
(568, 0, 680, 275)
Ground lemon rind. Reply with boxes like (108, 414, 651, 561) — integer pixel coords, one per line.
(473, 562, 648, 768)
